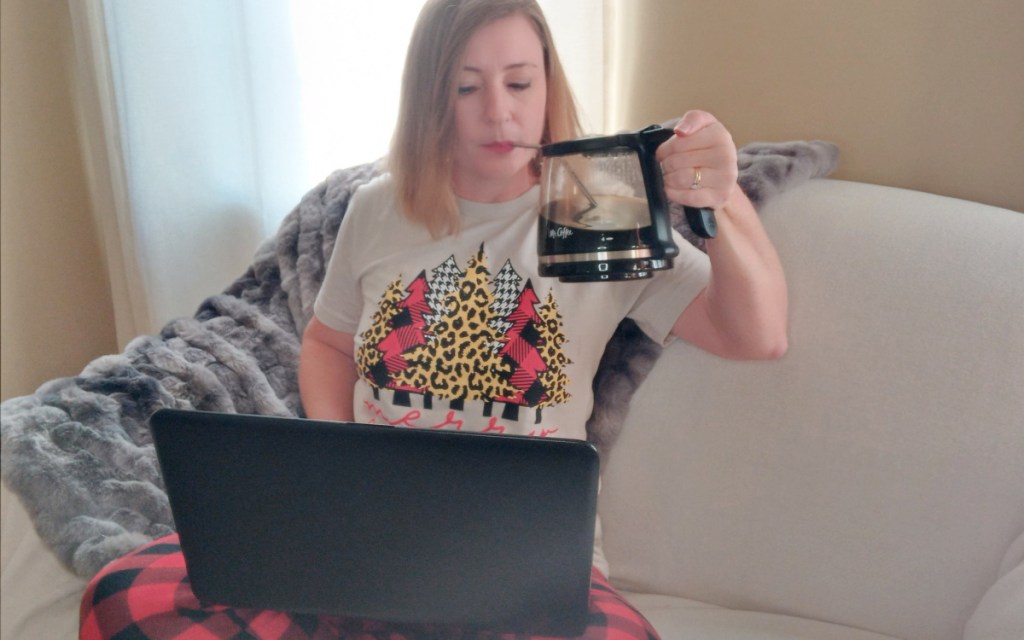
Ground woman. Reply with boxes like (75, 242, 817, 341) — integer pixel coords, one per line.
(80, 1, 786, 638)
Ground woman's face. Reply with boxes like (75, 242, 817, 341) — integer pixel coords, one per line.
(451, 14, 548, 203)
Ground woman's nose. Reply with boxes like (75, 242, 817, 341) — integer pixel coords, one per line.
(484, 88, 511, 123)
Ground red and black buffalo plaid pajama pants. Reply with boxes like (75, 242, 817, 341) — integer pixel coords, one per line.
(80, 534, 660, 640)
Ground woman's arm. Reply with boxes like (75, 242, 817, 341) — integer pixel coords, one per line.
(659, 110, 789, 360)
(299, 317, 359, 421)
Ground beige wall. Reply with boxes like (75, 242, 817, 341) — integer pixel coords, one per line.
(1, 0, 117, 400)
(608, 0, 1024, 212)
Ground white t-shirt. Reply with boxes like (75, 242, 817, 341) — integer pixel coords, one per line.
(314, 173, 710, 442)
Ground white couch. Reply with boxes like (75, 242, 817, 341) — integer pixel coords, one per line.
(600, 180, 1024, 639)
(3, 179, 1023, 639)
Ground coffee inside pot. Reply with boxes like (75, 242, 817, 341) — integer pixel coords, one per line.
(537, 125, 716, 283)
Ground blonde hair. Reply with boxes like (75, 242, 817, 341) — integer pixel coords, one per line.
(389, 0, 583, 237)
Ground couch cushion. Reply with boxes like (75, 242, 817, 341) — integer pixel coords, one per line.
(622, 591, 902, 640)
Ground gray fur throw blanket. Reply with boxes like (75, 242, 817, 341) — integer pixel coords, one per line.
(1, 140, 838, 579)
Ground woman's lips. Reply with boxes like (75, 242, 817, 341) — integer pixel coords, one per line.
(483, 141, 516, 153)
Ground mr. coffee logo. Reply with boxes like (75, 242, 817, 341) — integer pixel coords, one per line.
(548, 227, 573, 240)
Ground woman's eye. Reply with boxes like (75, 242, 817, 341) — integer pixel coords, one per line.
(457, 85, 478, 96)
(509, 81, 532, 92)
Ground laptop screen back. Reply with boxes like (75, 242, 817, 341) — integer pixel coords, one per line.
(150, 408, 599, 636)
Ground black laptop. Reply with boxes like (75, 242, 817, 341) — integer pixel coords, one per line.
(149, 408, 599, 636)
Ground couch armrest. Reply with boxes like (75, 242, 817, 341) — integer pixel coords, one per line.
(964, 530, 1024, 640)
(1, 482, 86, 640)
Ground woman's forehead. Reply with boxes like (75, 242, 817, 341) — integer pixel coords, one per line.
(459, 14, 544, 72)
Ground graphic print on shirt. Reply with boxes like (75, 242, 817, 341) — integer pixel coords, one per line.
(356, 244, 571, 424)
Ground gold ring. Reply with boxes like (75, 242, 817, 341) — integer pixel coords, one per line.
(690, 168, 702, 190)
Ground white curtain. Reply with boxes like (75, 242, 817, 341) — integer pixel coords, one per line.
(67, 0, 605, 347)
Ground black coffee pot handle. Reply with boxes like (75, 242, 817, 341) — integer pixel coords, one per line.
(637, 125, 718, 241)
(685, 206, 718, 239)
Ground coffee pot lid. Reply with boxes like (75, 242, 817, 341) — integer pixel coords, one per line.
(541, 124, 672, 157)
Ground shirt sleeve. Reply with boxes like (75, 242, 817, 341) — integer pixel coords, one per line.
(627, 231, 711, 346)
(312, 188, 367, 334)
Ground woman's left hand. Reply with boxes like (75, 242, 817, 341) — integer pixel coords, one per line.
(656, 110, 738, 211)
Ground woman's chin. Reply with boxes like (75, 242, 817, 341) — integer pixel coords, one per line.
(453, 163, 536, 202)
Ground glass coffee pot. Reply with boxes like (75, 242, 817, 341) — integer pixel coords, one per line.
(537, 124, 717, 282)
